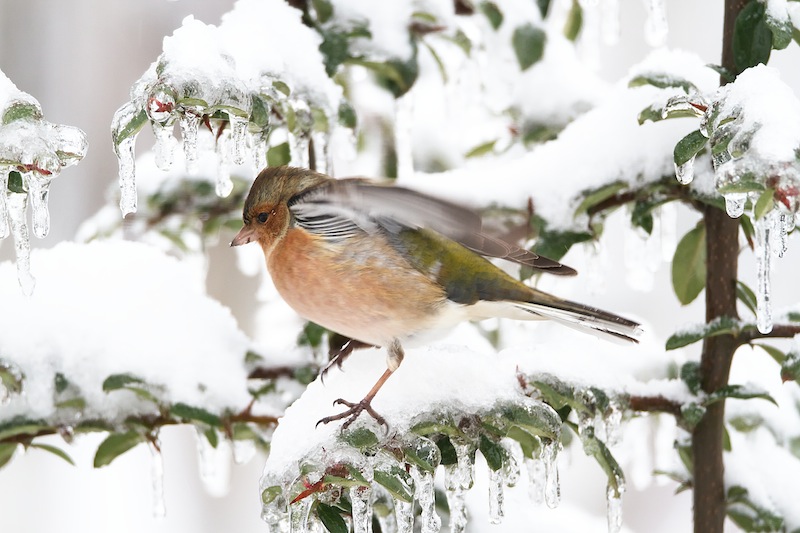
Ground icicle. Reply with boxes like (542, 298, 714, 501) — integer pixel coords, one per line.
(7, 192, 35, 295)
(0, 171, 8, 239)
(215, 128, 234, 198)
(451, 440, 475, 490)
(194, 429, 232, 497)
(310, 130, 331, 175)
(411, 466, 441, 533)
(252, 134, 268, 171)
(723, 193, 747, 218)
(152, 121, 177, 171)
(350, 486, 373, 533)
(116, 135, 138, 216)
(642, 0, 668, 46)
(260, 480, 289, 529)
(180, 111, 201, 175)
(603, 402, 623, 448)
(606, 483, 625, 533)
(674, 157, 695, 185)
(289, 498, 312, 533)
(525, 455, 546, 505)
(288, 130, 310, 169)
(500, 439, 522, 488)
(229, 113, 248, 166)
(24, 172, 51, 239)
(148, 439, 167, 518)
(395, 499, 414, 533)
(376, 494, 398, 533)
(774, 212, 790, 258)
(542, 439, 561, 509)
(600, 0, 620, 45)
(394, 93, 414, 180)
(232, 438, 256, 465)
(444, 460, 469, 533)
(755, 211, 775, 334)
(487, 468, 504, 525)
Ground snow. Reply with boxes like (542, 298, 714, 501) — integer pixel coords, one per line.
(0, 241, 251, 422)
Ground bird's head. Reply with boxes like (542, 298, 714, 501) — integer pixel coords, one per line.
(231, 165, 329, 253)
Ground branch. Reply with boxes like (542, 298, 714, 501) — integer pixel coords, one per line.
(628, 395, 682, 417)
(740, 323, 800, 343)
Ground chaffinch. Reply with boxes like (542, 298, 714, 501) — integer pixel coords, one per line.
(232, 166, 640, 428)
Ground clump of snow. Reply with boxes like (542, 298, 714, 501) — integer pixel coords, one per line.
(326, 0, 416, 60)
(397, 49, 719, 231)
(0, 241, 251, 422)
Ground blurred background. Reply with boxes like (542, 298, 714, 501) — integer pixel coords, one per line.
(1, 1, 799, 532)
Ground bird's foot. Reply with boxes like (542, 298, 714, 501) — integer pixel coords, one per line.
(320, 338, 373, 383)
(316, 397, 387, 430)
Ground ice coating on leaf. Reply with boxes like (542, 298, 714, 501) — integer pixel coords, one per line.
(395, 499, 414, 533)
(152, 121, 177, 171)
(525, 455, 546, 505)
(24, 172, 51, 239)
(674, 157, 695, 185)
(0, 171, 8, 239)
(180, 112, 201, 175)
(149, 440, 167, 518)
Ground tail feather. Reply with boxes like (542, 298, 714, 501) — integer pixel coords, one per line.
(513, 299, 641, 344)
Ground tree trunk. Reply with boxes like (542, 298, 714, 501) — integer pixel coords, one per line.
(691, 1, 746, 531)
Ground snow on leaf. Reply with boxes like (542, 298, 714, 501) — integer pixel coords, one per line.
(666, 316, 739, 350)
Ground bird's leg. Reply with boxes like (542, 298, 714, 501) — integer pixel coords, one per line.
(317, 339, 404, 430)
(320, 335, 374, 382)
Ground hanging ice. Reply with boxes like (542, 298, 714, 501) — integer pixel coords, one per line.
(542, 439, 561, 509)
(674, 157, 695, 185)
(525, 454, 546, 505)
(195, 429, 232, 497)
(394, 499, 414, 533)
(152, 121, 177, 171)
(487, 468, 504, 524)
(228, 113, 248, 166)
(6, 192, 34, 295)
(350, 486, 373, 533)
(180, 111, 202, 175)
(642, 0, 668, 47)
(215, 127, 234, 198)
(411, 466, 441, 533)
(723, 192, 747, 218)
(149, 440, 167, 518)
(606, 483, 624, 533)
(24, 172, 52, 239)
(755, 210, 776, 334)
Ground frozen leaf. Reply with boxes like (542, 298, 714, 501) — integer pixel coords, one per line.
(705, 384, 777, 406)
(317, 502, 348, 533)
(753, 188, 774, 220)
(374, 467, 414, 503)
(726, 485, 784, 531)
(629, 74, 697, 94)
(170, 403, 222, 427)
(0, 416, 49, 441)
(673, 130, 708, 167)
(479, 434, 505, 471)
(680, 361, 702, 395)
(671, 222, 706, 305)
(574, 181, 627, 216)
(512, 23, 546, 71)
(341, 427, 379, 450)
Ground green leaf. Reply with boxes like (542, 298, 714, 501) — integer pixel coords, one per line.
(261, 485, 283, 505)
(671, 223, 707, 305)
(512, 23, 546, 71)
(267, 142, 291, 167)
(0, 361, 23, 396)
(706, 384, 777, 406)
(0, 443, 18, 468)
(102, 373, 145, 392)
(337, 101, 357, 129)
(505, 426, 539, 459)
(628, 74, 697, 94)
(94, 431, 145, 468)
(716, 178, 765, 195)
(581, 427, 625, 497)
(479, 434, 505, 471)
(29, 443, 75, 466)
(706, 64, 736, 83)
(733, 0, 773, 74)
(8, 171, 25, 194)
(317, 502, 348, 533)
(374, 468, 414, 502)
(536, 0, 552, 18)
(0, 417, 49, 441)
(680, 402, 706, 428)
(527, 230, 593, 267)
(680, 361, 702, 395)
(765, 11, 793, 50)
(726, 485, 785, 531)
(736, 280, 758, 316)
(250, 95, 271, 130)
(465, 140, 497, 158)
(312, 0, 334, 24)
(435, 435, 458, 466)
(753, 188, 774, 220)
(563, 0, 582, 42)
(574, 181, 627, 216)
(341, 427, 378, 450)
(170, 403, 222, 427)
(502, 402, 562, 441)
(673, 130, 708, 167)
(637, 104, 664, 125)
(781, 351, 800, 382)
(666, 316, 739, 350)
(754, 343, 786, 364)
(479, 2, 503, 29)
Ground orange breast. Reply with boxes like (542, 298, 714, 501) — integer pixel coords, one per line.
(267, 228, 448, 346)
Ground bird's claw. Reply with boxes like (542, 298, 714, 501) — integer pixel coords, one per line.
(316, 397, 388, 430)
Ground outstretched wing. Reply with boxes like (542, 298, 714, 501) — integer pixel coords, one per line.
(289, 178, 576, 276)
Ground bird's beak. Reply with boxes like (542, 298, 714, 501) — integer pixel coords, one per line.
(230, 225, 256, 247)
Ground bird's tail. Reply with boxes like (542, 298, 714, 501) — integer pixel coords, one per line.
(513, 297, 641, 344)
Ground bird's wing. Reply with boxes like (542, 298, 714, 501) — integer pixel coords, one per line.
(290, 178, 576, 275)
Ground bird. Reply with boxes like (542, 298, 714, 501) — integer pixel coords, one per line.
(231, 165, 640, 429)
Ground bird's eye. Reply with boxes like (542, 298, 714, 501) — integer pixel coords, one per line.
(257, 212, 269, 223)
